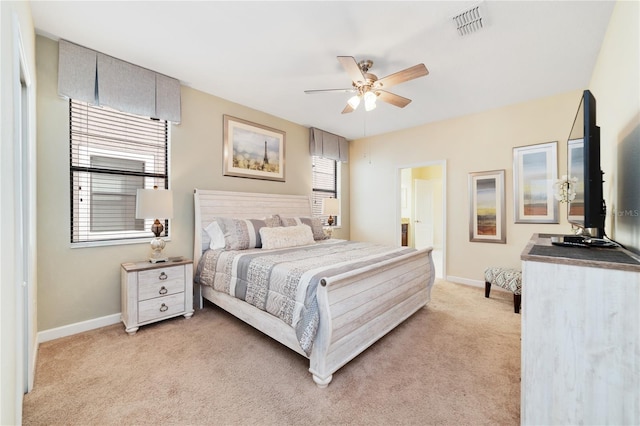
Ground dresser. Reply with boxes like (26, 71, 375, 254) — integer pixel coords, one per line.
(121, 258, 194, 335)
(520, 234, 640, 425)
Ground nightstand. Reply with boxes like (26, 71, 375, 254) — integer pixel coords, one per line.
(120, 258, 194, 335)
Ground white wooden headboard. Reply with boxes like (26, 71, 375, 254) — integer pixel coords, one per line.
(193, 189, 312, 269)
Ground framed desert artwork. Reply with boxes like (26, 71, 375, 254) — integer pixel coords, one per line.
(469, 169, 506, 243)
(223, 115, 285, 182)
(513, 141, 558, 223)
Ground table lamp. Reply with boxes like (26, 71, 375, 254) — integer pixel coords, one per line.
(135, 187, 174, 263)
(321, 197, 340, 226)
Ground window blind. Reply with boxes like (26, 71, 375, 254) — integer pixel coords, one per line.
(70, 99, 169, 244)
(312, 156, 337, 223)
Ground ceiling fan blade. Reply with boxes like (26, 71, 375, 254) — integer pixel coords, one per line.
(376, 64, 429, 89)
(304, 88, 355, 94)
(338, 56, 366, 85)
(376, 90, 412, 108)
(341, 104, 355, 114)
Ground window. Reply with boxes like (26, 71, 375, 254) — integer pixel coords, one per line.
(312, 155, 338, 224)
(69, 99, 169, 245)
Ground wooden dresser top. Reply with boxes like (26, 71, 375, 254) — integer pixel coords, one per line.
(521, 233, 640, 272)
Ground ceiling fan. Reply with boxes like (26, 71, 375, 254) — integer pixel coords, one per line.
(305, 56, 429, 114)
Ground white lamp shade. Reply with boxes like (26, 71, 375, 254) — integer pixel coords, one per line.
(321, 198, 340, 216)
(363, 91, 376, 103)
(135, 188, 174, 219)
(364, 91, 377, 111)
(347, 95, 361, 109)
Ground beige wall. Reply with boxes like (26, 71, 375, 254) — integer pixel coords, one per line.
(589, 0, 639, 254)
(350, 91, 582, 281)
(413, 165, 442, 180)
(35, 35, 349, 331)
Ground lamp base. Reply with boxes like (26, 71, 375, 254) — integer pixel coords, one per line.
(323, 226, 333, 239)
(148, 237, 168, 263)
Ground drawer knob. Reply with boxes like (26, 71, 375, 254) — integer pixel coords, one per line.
(159, 272, 167, 281)
(159, 286, 168, 295)
(159, 303, 168, 312)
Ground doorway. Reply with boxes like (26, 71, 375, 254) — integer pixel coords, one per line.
(399, 162, 445, 278)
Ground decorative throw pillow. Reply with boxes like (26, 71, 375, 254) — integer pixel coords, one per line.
(215, 217, 277, 250)
(204, 221, 226, 250)
(276, 215, 328, 241)
(260, 225, 315, 250)
(264, 215, 282, 228)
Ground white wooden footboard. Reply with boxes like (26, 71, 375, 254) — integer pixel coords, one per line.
(309, 247, 434, 387)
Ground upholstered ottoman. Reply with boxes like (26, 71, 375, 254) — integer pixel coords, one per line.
(484, 267, 522, 313)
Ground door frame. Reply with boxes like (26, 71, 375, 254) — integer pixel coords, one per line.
(12, 11, 37, 400)
(396, 160, 447, 278)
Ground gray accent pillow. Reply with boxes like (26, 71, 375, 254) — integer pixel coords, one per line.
(215, 216, 280, 250)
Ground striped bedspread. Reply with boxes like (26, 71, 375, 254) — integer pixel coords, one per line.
(195, 240, 417, 355)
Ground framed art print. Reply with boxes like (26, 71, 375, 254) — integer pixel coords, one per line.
(223, 115, 285, 182)
(469, 169, 506, 243)
(513, 141, 558, 223)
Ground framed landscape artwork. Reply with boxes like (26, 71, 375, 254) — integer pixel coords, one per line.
(513, 141, 558, 223)
(469, 170, 506, 243)
(223, 115, 285, 182)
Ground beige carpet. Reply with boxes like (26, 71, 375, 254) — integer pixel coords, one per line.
(23, 280, 521, 425)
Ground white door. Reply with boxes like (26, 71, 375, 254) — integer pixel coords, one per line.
(15, 37, 35, 397)
(413, 179, 434, 250)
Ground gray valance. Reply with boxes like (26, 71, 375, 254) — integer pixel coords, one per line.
(309, 127, 349, 162)
(58, 39, 181, 123)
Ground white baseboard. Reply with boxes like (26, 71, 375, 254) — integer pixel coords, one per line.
(445, 275, 510, 293)
(38, 313, 122, 343)
(29, 340, 38, 391)
(37, 277, 505, 343)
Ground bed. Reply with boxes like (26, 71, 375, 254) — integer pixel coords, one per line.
(193, 189, 435, 387)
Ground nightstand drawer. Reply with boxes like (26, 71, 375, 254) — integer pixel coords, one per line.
(138, 278, 184, 301)
(138, 292, 185, 323)
(138, 266, 184, 286)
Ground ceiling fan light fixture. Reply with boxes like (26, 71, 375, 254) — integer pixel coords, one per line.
(305, 56, 428, 114)
(364, 91, 377, 111)
(363, 91, 376, 103)
(347, 95, 361, 109)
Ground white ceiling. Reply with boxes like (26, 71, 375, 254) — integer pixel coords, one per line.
(30, 1, 615, 140)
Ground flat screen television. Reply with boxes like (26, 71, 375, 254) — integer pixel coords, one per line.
(567, 89, 606, 238)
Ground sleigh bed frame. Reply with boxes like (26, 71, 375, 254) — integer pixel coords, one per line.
(193, 189, 435, 387)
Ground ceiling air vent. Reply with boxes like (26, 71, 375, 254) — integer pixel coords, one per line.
(453, 3, 485, 36)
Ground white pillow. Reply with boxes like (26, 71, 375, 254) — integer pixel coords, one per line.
(259, 225, 315, 250)
(204, 221, 226, 250)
